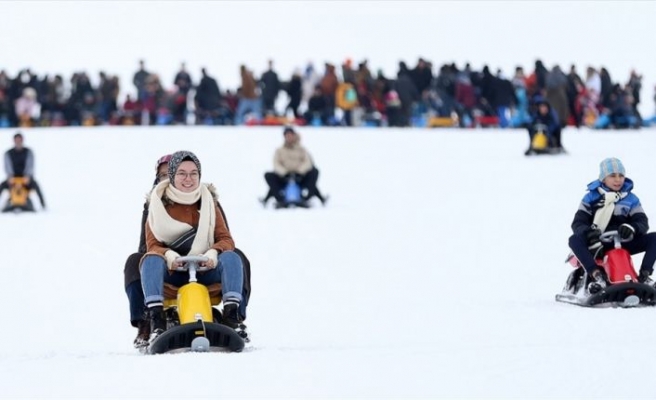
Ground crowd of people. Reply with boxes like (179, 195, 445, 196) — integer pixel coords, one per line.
(0, 59, 649, 129)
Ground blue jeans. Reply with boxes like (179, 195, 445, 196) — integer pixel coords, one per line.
(141, 251, 245, 314)
(234, 98, 262, 125)
(126, 280, 145, 326)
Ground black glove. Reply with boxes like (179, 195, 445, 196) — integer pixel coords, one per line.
(586, 228, 602, 246)
(618, 223, 635, 240)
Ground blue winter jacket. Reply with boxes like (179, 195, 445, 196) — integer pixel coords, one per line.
(571, 178, 649, 236)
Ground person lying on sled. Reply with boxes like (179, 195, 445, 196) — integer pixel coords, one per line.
(567, 157, 656, 293)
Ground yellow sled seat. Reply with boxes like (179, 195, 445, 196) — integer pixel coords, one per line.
(531, 131, 548, 150)
(9, 177, 30, 207)
(163, 282, 222, 309)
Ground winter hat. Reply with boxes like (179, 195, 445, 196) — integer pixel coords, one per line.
(155, 154, 172, 171)
(153, 154, 172, 184)
(283, 126, 296, 136)
(168, 150, 201, 184)
(599, 157, 625, 181)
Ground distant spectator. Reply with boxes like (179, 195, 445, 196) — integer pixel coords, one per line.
(14, 87, 41, 126)
(234, 65, 262, 125)
(545, 65, 570, 127)
(284, 70, 302, 119)
(133, 60, 150, 101)
(303, 86, 329, 125)
(394, 62, 420, 127)
(301, 62, 321, 110)
(260, 59, 281, 116)
(320, 63, 339, 121)
(194, 67, 223, 124)
(174, 62, 193, 95)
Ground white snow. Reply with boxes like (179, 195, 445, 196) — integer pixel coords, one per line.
(0, 125, 655, 398)
(1, 1, 656, 397)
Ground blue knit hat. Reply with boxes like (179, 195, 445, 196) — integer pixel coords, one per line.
(599, 157, 625, 181)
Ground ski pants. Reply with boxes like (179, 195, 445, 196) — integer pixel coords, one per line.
(263, 167, 324, 203)
(568, 231, 656, 274)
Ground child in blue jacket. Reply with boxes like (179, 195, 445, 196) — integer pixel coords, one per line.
(568, 157, 656, 293)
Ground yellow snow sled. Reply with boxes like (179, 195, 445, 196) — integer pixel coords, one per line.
(146, 255, 245, 354)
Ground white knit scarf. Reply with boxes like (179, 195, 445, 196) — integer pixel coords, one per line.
(592, 186, 627, 232)
(147, 180, 216, 255)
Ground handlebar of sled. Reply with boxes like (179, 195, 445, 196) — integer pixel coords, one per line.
(172, 255, 211, 282)
(599, 230, 633, 249)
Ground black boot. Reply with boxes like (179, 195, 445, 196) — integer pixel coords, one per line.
(222, 301, 249, 343)
(639, 270, 655, 286)
(133, 318, 151, 349)
(588, 269, 607, 294)
(147, 305, 166, 343)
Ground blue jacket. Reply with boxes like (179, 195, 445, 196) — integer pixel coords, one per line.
(571, 178, 649, 236)
(529, 105, 559, 137)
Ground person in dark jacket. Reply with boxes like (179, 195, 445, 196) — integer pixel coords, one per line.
(524, 98, 564, 155)
(303, 86, 330, 125)
(260, 59, 281, 116)
(0, 132, 46, 208)
(394, 62, 420, 127)
(194, 68, 225, 125)
(284, 71, 302, 119)
(124, 154, 252, 349)
(566, 158, 656, 294)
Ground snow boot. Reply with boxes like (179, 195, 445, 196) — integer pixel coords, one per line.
(588, 270, 607, 294)
(222, 301, 249, 343)
(133, 318, 150, 349)
(639, 270, 655, 286)
(147, 305, 166, 343)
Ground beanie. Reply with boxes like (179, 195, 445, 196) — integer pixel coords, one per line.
(599, 157, 625, 181)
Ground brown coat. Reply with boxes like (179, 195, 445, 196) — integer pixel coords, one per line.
(145, 199, 235, 257)
(240, 68, 258, 100)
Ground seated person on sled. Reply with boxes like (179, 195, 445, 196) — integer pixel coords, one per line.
(123, 154, 172, 348)
(260, 126, 328, 208)
(0, 132, 46, 211)
(566, 157, 656, 294)
(124, 154, 252, 348)
(524, 98, 565, 156)
(138, 151, 248, 345)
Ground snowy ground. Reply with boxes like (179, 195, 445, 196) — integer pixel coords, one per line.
(0, 125, 655, 399)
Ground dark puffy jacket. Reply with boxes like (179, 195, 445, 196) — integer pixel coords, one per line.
(571, 178, 648, 236)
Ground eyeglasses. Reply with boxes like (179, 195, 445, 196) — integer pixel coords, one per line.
(157, 173, 168, 181)
(175, 171, 199, 180)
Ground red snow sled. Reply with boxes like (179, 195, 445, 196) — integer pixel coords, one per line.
(556, 230, 656, 307)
